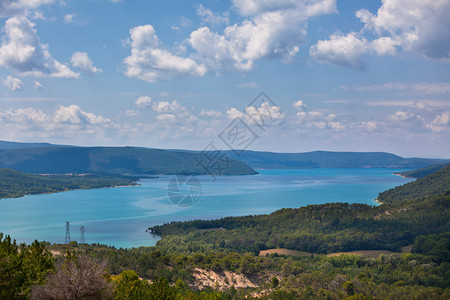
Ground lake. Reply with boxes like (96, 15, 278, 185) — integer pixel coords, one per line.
(0, 168, 413, 248)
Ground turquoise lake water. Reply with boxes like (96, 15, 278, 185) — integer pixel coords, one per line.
(0, 169, 413, 248)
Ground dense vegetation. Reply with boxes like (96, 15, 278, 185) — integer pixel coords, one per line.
(396, 163, 449, 178)
(225, 150, 448, 169)
(1, 155, 449, 299)
(0, 146, 257, 175)
(2, 236, 449, 299)
(0, 168, 139, 199)
(378, 164, 450, 204)
(151, 165, 450, 259)
(150, 194, 449, 257)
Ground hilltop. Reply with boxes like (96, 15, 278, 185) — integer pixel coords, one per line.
(0, 146, 257, 176)
(224, 150, 448, 169)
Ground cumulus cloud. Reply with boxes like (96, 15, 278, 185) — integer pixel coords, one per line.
(3, 75, 24, 90)
(70, 51, 102, 74)
(135, 96, 152, 108)
(197, 5, 229, 26)
(152, 100, 182, 113)
(426, 112, 450, 133)
(0, 0, 56, 18)
(293, 100, 308, 111)
(225, 102, 284, 129)
(200, 109, 222, 118)
(53, 105, 110, 124)
(310, 32, 369, 69)
(0, 107, 48, 123)
(356, 0, 450, 60)
(63, 14, 75, 23)
(311, 0, 450, 68)
(0, 16, 79, 78)
(123, 24, 207, 82)
(124, 0, 336, 80)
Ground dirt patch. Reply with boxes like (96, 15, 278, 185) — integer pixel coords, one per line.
(327, 250, 397, 258)
(401, 245, 413, 253)
(191, 268, 260, 290)
(259, 248, 316, 257)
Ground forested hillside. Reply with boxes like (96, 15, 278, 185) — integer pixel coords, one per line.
(0, 168, 138, 199)
(395, 163, 448, 178)
(225, 150, 448, 169)
(0, 147, 257, 175)
(151, 165, 450, 258)
(378, 164, 450, 204)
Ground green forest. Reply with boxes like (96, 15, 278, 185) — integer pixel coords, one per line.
(1, 164, 449, 299)
(0, 168, 139, 199)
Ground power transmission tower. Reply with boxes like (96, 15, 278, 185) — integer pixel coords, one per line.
(65, 222, 71, 244)
(80, 226, 85, 244)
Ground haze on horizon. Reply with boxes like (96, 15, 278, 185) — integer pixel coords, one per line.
(0, 0, 449, 158)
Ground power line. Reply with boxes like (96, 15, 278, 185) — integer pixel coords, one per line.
(65, 222, 70, 244)
(80, 226, 85, 244)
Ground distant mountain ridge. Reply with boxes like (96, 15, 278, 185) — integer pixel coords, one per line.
(0, 146, 257, 175)
(0, 140, 447, 173)
(223, 150, 448, 169)
(0, 140, 72, 149)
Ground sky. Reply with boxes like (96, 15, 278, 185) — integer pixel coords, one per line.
(0, 0, 449, 158)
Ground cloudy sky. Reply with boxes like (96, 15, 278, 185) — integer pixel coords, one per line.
(0, 0, 449, 157)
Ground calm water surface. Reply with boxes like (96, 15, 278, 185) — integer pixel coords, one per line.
(0, 169, 413, 248)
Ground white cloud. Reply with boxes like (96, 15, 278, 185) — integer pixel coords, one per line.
(346, 81, 450, 95)
(0, 107, 48, 123)
(124, 110, 139, 117)
(197, 5, 229, 26)
(124, 0, 336, 79)
(200, 109, 222, 118)
(63, 14, 75, 23)
(152, 100, 182, 113)
(33, 80, 42, 89)
(124, 24, 207, 82)
(232, 0, 336, 16)
(0, 16, 79, 78)
(389, 111, 415, 122)
(53, 105, 109, 124)
(356, 0, 450, 60)
(135, 96, 152, 108)
(426, 112, 450, 133)
(226, 107, 244, 119)
(0, 0, 56, 18)
(293, 100, 308, 111)
(311, 0, 450, 69)
(3, 75, 24, 90)
(310, 32, 369, 69)
(156, 114, 176, 122)
(245, 102, 284, 127)
(70, 51, 102, 74)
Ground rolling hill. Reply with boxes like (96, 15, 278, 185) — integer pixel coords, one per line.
(0, 146, 257, 175)
(224, 150, 448, 169)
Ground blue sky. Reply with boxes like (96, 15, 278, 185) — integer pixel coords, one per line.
(0, 0, 449, 157)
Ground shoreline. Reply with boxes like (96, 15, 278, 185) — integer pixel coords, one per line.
(374, 198, 383, 205)
(0, 182, 139, 201)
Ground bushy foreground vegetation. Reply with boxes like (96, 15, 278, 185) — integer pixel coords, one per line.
(2, 235, 449, 299)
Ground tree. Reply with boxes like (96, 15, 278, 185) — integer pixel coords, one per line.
(343, 281, 355, 296)
(113, 270, 151, 300)
(30, 254, 113, 299)
(0, 234, 54, 299)
(271, 276, 279, 289)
